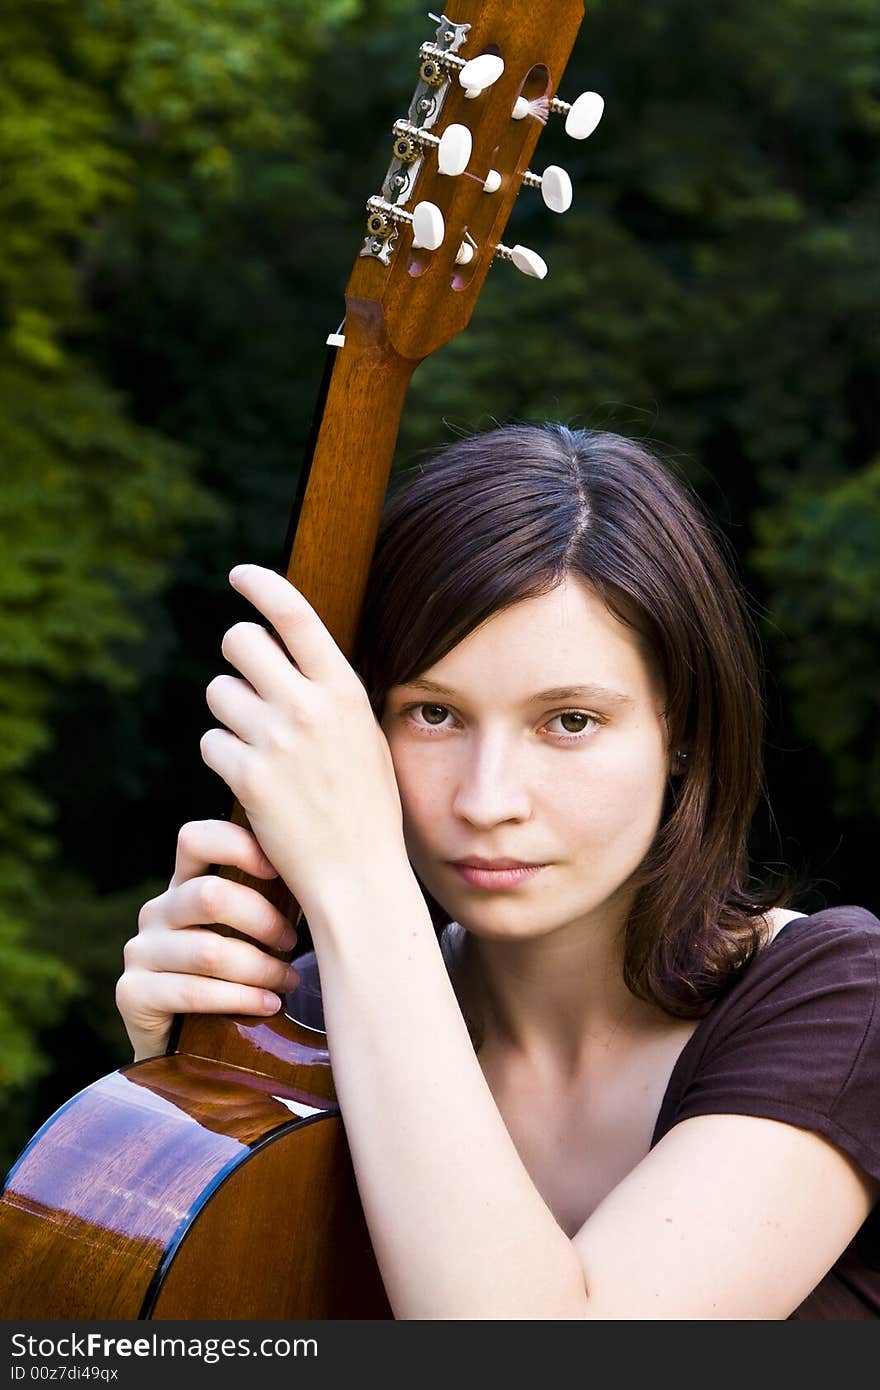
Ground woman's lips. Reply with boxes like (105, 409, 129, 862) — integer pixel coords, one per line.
(451, 862, 547, 891)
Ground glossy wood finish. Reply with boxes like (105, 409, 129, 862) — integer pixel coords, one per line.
(0, 1, 587, 1318)
(0, 1056, 389, 1318)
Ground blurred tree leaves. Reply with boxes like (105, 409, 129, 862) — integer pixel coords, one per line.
(752, 458, 880, 818)
(0, 1, 216, 1114)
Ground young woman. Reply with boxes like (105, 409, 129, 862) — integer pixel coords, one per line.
(116, 423, 880, 1319)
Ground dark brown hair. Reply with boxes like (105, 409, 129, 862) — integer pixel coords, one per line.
(354, 423, 795, 1018)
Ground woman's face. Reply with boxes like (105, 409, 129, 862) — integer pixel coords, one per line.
(381, 576, 673, 944)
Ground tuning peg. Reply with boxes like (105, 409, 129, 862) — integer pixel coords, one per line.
(458, 53, 505, 99)
(495, 242, 548, 279)
(522, 165, 573, 213)
(483, 169, 502, 194)
(365, 196, 445, 251)
(411, 200, 445, 249)
(391, 120, 472, 176)
(550, 90, 605, 140)
(437, 124, 473, 174)
(418, 44, 504, 101)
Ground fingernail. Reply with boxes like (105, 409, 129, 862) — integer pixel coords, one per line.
(229, 565, 248, 587)
(262, 991, 282, 1012)
(283, 967, 300, 990)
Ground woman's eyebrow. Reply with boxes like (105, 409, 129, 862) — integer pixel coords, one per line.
(399, 678, 635, 708)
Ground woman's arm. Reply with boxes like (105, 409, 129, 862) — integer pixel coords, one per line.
(310, 875, 592, 1318)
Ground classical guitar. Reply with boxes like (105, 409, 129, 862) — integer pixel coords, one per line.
(0, 0, 601, 1318)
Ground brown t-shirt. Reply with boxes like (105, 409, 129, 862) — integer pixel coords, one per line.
(651, 905, 880, 1318)
(292, 903, 880, 1317)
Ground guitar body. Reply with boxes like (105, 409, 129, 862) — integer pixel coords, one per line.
(0, 0, 589, 1317)
(0, 1033, 390, 1318)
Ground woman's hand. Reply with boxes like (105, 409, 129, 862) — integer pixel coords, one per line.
(116, 818, 299, 1061)
(198, 565, 412, 923)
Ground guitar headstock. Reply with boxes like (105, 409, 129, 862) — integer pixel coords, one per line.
(343, 2, 601, 362)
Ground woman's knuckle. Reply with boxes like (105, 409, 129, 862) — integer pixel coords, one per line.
(261, 905, 283, 940)
(115, 970, 141, 1013)
(137, 898, 158, 933)
(196, 877, 224, 920)
(264, 720, 294, 756)
(193, 933, 224, 977)
(122, 936, 141, 969)
(177, 821, 203, 857)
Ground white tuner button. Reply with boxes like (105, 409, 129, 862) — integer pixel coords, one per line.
(455, 241, 475, 265)
(565, 91, 605, 140)
(459, 54, 504, 99)
(483, 169, 502, 194)
(510, 245, 548, 279)
(512, 96, 530, 120)
(539, 165, 573, 213)
(437, 124, 473, 176)
(411, 201, 445, 250)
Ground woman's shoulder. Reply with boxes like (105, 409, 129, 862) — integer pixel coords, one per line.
(759, 901, 880, 962)
(656, 901, 880, 1179)
(727, 901, 880, 1012)
(779, 902, 880, 932)
(671, 899, 880, 1087)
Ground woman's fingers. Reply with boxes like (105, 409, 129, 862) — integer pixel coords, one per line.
(220, 622, 296, 705)
(170, 819, 280, 889)
(115, 969, 288, 1043)
(140, 875, 297, 953)
(120, 819, 297, 1061)
(205, 671, 266, 745)
(228, 566, 348, 686)
(125, 926, 299, 996)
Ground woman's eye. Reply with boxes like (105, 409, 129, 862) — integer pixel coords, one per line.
(547, 711, 597, 736)
(416, 704, 450, 726)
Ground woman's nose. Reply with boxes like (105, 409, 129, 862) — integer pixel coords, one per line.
(451, 737, 531, 828)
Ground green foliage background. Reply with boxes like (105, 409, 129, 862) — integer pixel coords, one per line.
(1, 0, 878, 1171)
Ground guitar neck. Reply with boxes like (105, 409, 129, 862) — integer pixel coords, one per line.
(283, 300, 418, 656)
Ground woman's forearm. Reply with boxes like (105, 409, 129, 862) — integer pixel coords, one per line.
(307, 873, 589, 1319)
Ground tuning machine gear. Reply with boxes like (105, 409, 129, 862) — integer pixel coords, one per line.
(391, 120, 473, 176)
(362, 196, 445, 265)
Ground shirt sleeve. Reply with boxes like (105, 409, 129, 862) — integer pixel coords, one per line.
(658, 906, 880, 1182)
